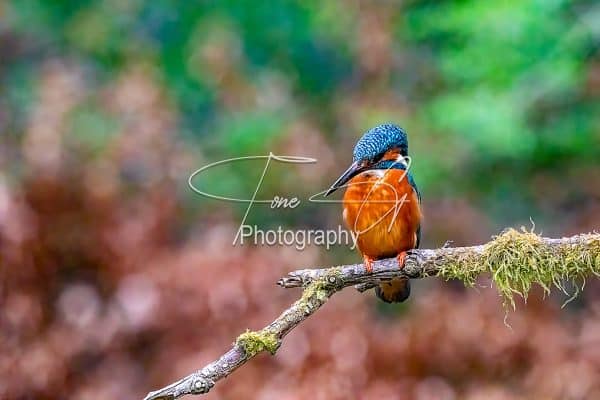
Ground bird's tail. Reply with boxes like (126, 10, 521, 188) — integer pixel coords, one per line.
(375, 278, 411, 303)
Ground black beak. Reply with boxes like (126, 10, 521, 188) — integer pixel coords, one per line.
(325, 161, 366, 196)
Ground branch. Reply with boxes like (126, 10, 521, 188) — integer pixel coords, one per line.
(144, 230, 599, 400)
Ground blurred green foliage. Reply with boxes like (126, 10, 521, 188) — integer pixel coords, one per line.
(2, 0, 599, 232)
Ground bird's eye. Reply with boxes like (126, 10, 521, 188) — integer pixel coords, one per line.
(373, 152, 385, 162)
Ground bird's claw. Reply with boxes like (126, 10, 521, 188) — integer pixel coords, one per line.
(397, 251, 408, 269)
(363, 256, 375, 273)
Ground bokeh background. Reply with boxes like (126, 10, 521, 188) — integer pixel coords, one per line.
(1, 1, 600, 399)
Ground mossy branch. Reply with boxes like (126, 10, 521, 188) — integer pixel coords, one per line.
(143, 230, 599, 400)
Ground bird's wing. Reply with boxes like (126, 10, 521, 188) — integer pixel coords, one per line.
(407, 172, 421, 249)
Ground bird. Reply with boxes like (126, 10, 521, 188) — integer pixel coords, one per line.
(325, 123, 422, 303)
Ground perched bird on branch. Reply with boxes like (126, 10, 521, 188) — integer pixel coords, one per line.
(326, 124, 422, 302)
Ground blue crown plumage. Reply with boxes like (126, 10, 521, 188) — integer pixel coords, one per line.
(352, 123, 408, 162)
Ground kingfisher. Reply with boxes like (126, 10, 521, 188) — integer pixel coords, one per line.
(326, 123, 422, 303)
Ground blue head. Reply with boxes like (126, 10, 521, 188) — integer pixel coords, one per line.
(326, 123, 410, 196)
(353, 123, 408, 162)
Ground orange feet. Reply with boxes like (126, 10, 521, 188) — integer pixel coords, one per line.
(363, 255, 375, 273)
(397, 251, 408, 269)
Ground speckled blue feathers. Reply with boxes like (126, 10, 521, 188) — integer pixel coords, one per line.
(352, 123, 408, 162)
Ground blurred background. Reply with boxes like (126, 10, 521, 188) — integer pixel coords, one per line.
(1, 1, 600, 399)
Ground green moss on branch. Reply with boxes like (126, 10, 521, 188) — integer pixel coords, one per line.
(299, 268, 341, 303)
(438, 228, 600, 308)
(236, 330, 280, 357)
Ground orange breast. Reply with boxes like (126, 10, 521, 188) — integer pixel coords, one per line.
(342, 169, 421, 259)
